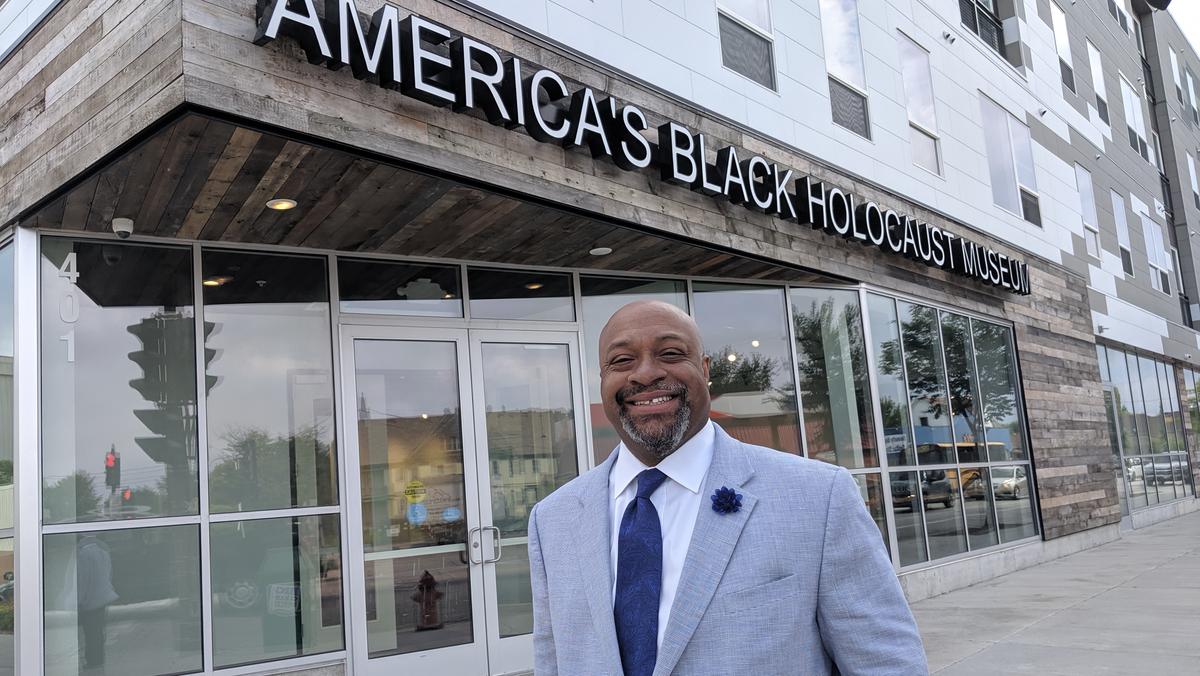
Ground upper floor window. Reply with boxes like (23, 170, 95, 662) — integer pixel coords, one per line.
(1049, 2, 1074, 93)
(1107, 0, 1130, 35)
(1111, 190, 1134, 276)
(1120, 75, 1150, 162)
(717, 1, 776, 90)
(1187, 69, 1200, 125)
(1074, 164, 1100, 259)
(980, 95, 1040, 226)
(898, 34, 940, 174)
(1141, 212, 1171, 295)
(819, 0, 869, 138)
(1188, 153, 1200, 210)
(1170, 49, 1184, 104)
(959, 0, 1005, 58)
(1087, 41, 1109, 125)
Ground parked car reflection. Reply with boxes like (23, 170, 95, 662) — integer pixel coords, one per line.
(891, 470, 955, 510)
(991, 466, 1028, 500)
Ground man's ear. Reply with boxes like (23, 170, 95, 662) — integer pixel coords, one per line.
(702, 354, 710, 381)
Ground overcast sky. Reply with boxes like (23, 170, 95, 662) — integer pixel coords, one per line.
(1168, 4, 1200, 55)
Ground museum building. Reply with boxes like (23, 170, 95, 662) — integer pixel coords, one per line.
(0, 0, 1196, 673)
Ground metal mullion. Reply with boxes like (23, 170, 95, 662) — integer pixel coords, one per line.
(892, 297, 932, 563)
(14, 228, 42, 675)
(41, 515, 203, 535)
(859, 287, 899, 569)
(327, 251, 355, 670)
(193, 242, 215, 674)
(966, 317, 1004, 545)
(685, 279, 697, 320)
(208, 505, 342, 523)
(782, 286, 809, 459)
(212, 652, 348, 676)
(570, 270, 599, 470)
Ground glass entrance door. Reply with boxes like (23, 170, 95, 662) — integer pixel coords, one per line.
(468, 330, 587, 674)
(341, 326, 586, 675)
(341, 327, 487, 675)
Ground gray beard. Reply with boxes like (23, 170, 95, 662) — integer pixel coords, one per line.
(619, 399, 692, 461)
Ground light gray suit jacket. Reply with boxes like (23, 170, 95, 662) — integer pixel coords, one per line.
(528, 425, 928, 675)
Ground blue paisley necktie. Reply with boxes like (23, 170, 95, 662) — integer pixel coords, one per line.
(614, 468, 669, 676)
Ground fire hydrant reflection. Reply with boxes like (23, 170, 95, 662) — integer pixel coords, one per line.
(412, 570, 444, 631)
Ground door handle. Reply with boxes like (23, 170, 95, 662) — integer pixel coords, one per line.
(467, 526, 485, 565)
(484, 525, 502, 564)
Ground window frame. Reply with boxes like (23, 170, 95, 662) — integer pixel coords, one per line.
(716, 1, 778, 91)
(819, 0, 871, 138)
(1112, 189, 1135, 277)
(1074, 163, 1101, 260)
(1087, 40, 1110, 126)
(897, 32, 941, 175)
(1049, 1, 1075, 94)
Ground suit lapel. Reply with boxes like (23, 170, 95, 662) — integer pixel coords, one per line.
(570, 453, 624, 675)
(654, 427, 757, 676)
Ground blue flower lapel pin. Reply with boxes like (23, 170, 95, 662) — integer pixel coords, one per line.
(710, 486, 742, 514)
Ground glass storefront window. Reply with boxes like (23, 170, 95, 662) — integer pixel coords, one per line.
(693, 283, 801, 454)
(898, 302, 953, 464)
(790, 288, 877, 469)
(338, 259, 462, 317)
(851, 473, 888, 547)
(210, 515, 344, 668)
(1126, 353, 1151, 454)
(467, 268, 574, 321)
(994, 465, 1038, 542)
(940, 312, 985, 463)
(890, 471, 928, 566)
(0, 245, 10, 534)
(921, 468, 968, 560)
(973, 321, 1027, 461)
(867, 294, 916, 466)
(43, 526, 202, 676)
(1139, 356, 1167, 453)
(580, 277, 688, 465)
(202, 251, 338, 513)
(41, 239, 199, 523)
(963, 467, 999, 550)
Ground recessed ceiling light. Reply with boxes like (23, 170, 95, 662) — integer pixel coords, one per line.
(751, 340, 760, 348)
(589, 246, 613, 256)
(421, 413, 429, 420)
(524, 282, 544, 290)
(202, 276, 233, 287)
(726, 353, 738, 362)
(443, 293, 456, 299)
(266, 198, 298, 210)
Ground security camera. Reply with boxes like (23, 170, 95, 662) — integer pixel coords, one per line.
(111, 217, 133, 239)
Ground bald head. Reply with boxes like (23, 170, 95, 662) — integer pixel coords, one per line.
(597, 300, 711, 465)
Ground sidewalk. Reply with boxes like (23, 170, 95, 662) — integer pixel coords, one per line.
(912, 509, 1200, 675)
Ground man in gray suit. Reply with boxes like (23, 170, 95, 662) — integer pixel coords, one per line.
(528, 300, 927, 675)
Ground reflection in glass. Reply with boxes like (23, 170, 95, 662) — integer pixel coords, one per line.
(790, 288, 877, 468)
(867, 295, 915, 466)
(580, 277, 688, 465)
(1126, 353, 1151, 454)
(1139, 356, 1167, 453)
(480, 342, 580, 637)
(973, 321, 1027, 461)
(1108, 347, 1140, 456)
(203, 251, 337, 513)
(851, 473, 887, 549)
(921, 468, 967, 560)
(41, 239, 199, 523)
(693, 283, 801, 454)
(1163, 365, 1184, 452)
(211, 515, 343, 668)
(44, 526, 202, 676)
(962, 467, 998, 550)
(994, 465, 1038, 542)
(352, 339, 474, 656)
(0, 246, 11, 534)
(940, 313, 985, 463)
(0, 539, 11, 676)
(1103, 389, 1128, 517)
(1125, 457, 1148, 510)
(898, 302, 952, 464)
(889, 471, 928, 566)
(338, 259, 462, 317)
(817, 0, 866, 89)
(467, 268, 574, 321)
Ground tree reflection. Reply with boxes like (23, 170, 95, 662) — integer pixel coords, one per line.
(43, 471, 101, 523)
(209, 426, 335, 511)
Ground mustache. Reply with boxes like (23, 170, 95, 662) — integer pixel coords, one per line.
(615, 381, 688, 406)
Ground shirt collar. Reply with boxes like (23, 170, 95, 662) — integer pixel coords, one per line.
(609, 421, 715, 499)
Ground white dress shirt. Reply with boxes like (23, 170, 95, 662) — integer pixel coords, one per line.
(609, 420, 715, 649)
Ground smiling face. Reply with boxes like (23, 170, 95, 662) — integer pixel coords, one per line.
(598, 300, 711, 465)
